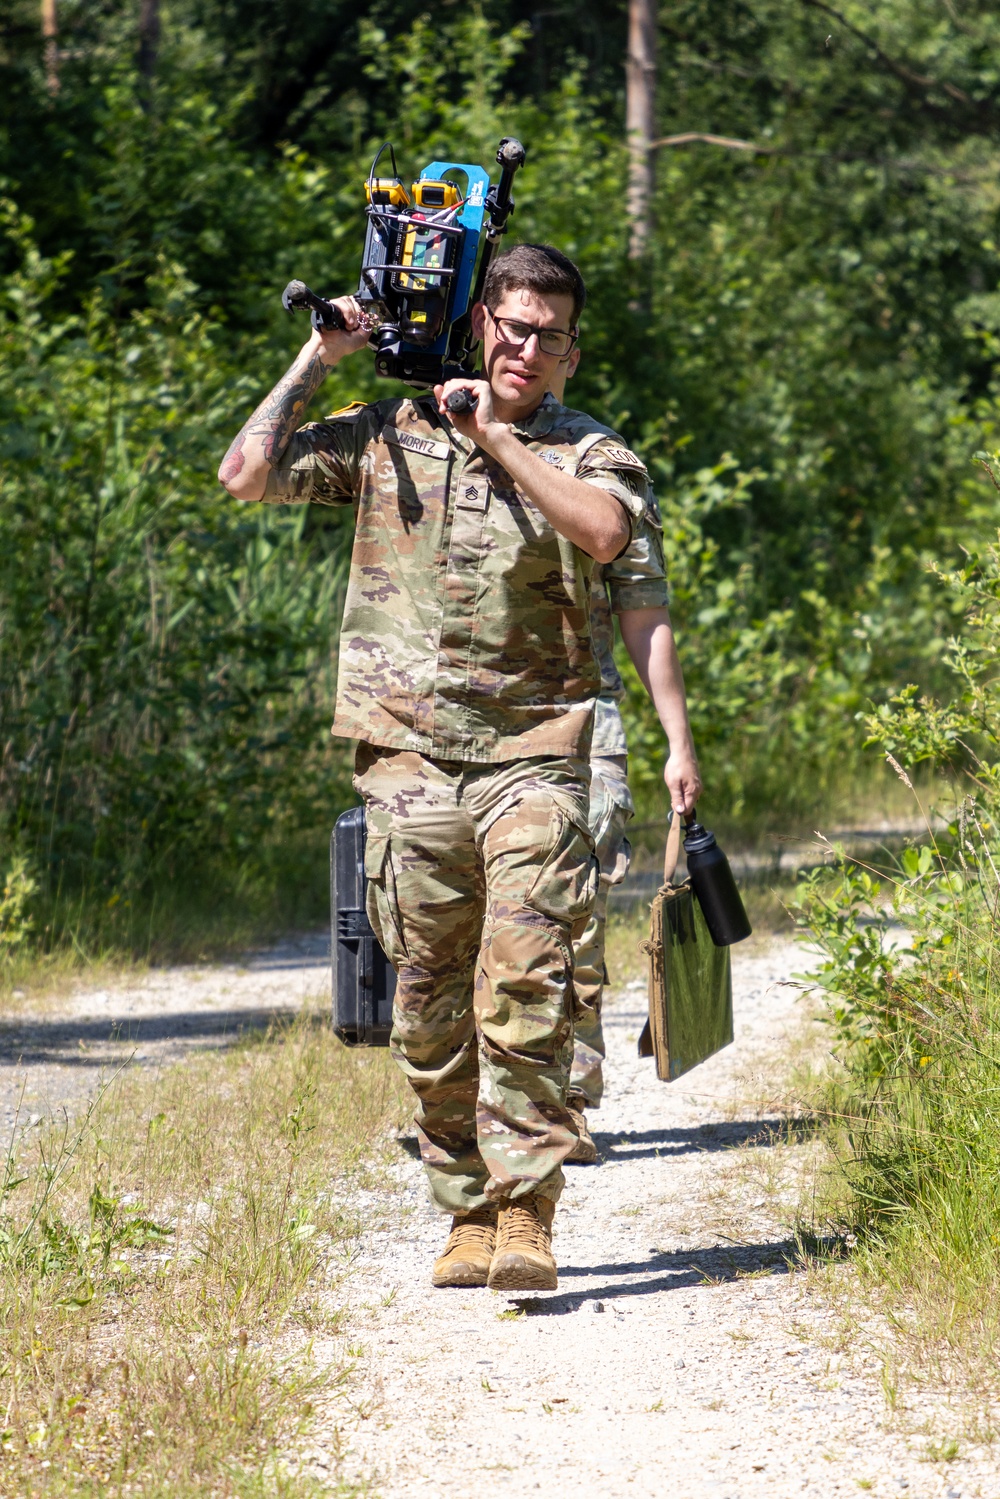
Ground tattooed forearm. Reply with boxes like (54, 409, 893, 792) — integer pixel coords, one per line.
(224, 348, 329, 467)
(258, 348, 330, 464)
(218, 346, 330, 496)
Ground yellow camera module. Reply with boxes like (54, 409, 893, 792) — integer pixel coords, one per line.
(411, 179, 461, 210)
(365, 178, 410, 208)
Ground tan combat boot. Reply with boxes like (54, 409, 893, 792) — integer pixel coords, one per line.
(487, 1193, 557, 1292)
(566, 1094, 598, 1165)
(431, 1205, 497, 1288)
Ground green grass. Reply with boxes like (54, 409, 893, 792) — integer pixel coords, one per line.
(815, 997, 1000, 1402)
(0, 829, 342, 1006)
(794, 758, 1000, 1411)
(0, 1004, 409, 1496)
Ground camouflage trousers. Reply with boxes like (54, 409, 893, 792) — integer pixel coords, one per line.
(354, 744, 599, 1216)
(569, 755, 634, 1109)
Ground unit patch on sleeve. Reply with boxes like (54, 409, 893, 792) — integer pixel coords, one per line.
(597, 445, 648, 472)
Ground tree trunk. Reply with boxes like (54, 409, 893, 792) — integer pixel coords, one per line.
(138, 0, 160, 83)
(41, 0, 59, 96)
(626, 0, 657, 260)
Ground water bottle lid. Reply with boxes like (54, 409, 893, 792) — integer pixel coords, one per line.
(682, 817, 718, 855)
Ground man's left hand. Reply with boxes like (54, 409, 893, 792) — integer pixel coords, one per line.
(434, 378, 505, 447)
(665, 750, 702, 816)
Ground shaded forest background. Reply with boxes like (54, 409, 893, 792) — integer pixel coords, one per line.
(2, 0, 1000, 955)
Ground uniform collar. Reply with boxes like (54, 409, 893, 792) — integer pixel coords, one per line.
(510, 391, 559, 439)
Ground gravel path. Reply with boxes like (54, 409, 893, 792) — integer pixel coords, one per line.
(303, 940, 994, 1499)
(5, 932, 994, 1495)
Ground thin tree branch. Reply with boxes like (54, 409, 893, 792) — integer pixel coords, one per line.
(652, 132, 774, 153)
(801, 0, 974, 107)
(650, 131, 989, 181)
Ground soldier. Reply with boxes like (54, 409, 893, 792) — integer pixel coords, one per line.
(218, 244, 650, 1292)
(547, 355, 702, 1165)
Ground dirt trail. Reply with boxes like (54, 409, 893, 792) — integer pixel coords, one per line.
(0, 933, 328, 1129)
(304, 941, 994, 1499)
(5, 934, 994, 1495)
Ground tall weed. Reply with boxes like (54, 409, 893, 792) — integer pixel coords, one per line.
(0, 855, 37, 965)
(797, 484, 1000, 1388)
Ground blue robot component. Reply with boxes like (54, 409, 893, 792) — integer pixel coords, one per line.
(419, 161, 491, 331)
(376, 158, 492, 379)
(281, 138, 526, 392)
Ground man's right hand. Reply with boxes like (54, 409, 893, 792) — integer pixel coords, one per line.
(313, 295, 371, 367)
(219, 294, 370, 502)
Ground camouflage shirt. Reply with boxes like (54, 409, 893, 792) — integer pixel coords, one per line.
(591, 490, 670, 756)
(259, 391, 648, 762)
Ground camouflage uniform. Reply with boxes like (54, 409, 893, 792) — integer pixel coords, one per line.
(571, 494, 670, 1108)
(257, 391, 647, 1211)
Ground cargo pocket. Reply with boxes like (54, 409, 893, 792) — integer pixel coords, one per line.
(363, 833, 408, 967)
(589, 760, 634, 874)
(523, 806, 600, 932)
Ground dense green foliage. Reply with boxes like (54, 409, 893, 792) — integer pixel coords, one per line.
(2, 0, 1000, 947)
(0, 227, 353, 942)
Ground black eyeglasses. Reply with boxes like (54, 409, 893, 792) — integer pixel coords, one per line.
(488, 309, 578, 359)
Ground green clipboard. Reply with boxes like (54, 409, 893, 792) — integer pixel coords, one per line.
(638, 813, 733, 1082)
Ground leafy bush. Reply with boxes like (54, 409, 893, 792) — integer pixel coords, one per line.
(618, 444, 961, 827)
(796, 484, 1000, 1375)
(0, 208, 354, 939)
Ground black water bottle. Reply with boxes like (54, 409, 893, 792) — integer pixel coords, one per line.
(683, 811, 753, 947)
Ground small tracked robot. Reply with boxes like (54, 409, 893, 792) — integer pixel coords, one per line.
(281, 136, 526, 412)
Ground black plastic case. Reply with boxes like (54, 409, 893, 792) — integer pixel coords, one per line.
(330, 806, 396, 1046)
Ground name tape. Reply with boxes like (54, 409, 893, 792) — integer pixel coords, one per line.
(383, 426, 451, 461)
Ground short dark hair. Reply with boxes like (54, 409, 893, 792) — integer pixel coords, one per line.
(483, 243, 586, 328)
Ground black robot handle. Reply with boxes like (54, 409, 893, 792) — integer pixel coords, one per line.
(281, 279, 347, 332)
(445, 388, 479, 414)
